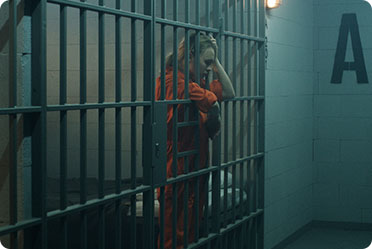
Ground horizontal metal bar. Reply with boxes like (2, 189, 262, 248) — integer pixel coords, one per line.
(0, 208, 263, 238)
(47, 185, 151, 219)
(187, 209, 264, 249)
(219, 209, 264, 234)
(46, 101, 151, 111)
(223, 30, 265, 43)
(0, 218, 41, 236)
(220, 153, 264, 169)
(187, 232, 219, 249)
(47, 0, 152, 21)
(155, 17, 218, 33)
(160, 99, 193, 105)
(177, 149, 198, 158)
(177, 120, 198, 128)
(161, 166, 218, 187)
(0, 106, 41, 115)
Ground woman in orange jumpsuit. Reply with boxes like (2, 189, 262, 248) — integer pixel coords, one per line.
(155, 33, 235, 249)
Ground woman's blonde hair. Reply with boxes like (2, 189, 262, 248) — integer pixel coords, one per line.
(165, 32, 217, 72)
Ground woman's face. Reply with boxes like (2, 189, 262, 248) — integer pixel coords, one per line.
(190, 47, 215, 81)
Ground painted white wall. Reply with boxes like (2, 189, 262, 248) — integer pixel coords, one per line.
(264, 1, 314, 248)
(313, 0, 372, 224)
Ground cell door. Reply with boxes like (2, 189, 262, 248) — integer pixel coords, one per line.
(0, 0, 265, 249)
(150, 1, 265, 249)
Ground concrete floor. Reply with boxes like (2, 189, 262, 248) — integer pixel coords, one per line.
(281, 227, 372, 249)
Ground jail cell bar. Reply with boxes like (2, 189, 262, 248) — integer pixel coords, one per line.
(0, 0, 265, 249)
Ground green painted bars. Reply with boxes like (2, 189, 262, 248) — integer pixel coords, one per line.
(0, 0, 265, 248)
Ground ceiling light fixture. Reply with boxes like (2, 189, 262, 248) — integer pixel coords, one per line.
(267, 0, 282, 9)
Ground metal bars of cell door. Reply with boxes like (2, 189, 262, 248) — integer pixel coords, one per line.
(0, 0, 43, 248)
(153, 1, 265, 249)
(8, 0, 18, 248)
(0, 0, 265, 249)
(216, 0, 265, 249)
(0, 0, 154, 248)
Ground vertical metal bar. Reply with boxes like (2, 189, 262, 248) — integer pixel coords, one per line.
(225, 0, 229, 32)
(203, 172, 209, 238)
(194, 1, 201, 243)
(159, 186, 165, 249)
(172, 0, 178, 177)
(159, 2, 166, 248)
(195, 0, 200, 26)
(171, 1, 178, 247)
(171, 83, 177, 244)
(98, 0, 105, 199)
(98, 0, 106, 247)
(114, 199, 122, 249)
(233, 0, 237, 32)
(130, 1, 137, 248)
(224, 0, 230, 248)
(183, 0, 190, 247)
(253, 0, 258, 213)
(241, 0, 245, 35)
(31, 0, 47, 246)
(59, 3, 67, 210)
(247, 0, 252, 105)
(211, 1, 221, 242)
(223, 0, 229, 159)
(79, 2, 87, 203)
(9, 117, 18, 249)
(193, 26, 200, 241)
(115, 0, 122, 248)
(193, 23, 201, 243)
(245, 0, 252, 222)
(239, 64, 244, 220)
(232, 0, 237, 225)
(59, 4, 68, 249)
(115, 0, 122, 195)
(9, 0, 17, 109)
(9, 0, 18, 247)
(250, 1, 258, 247)
(183, 157, 189, 248)
(160, 0, 166, 100)
(248, 0, 256, 247)
(184, 1, 189, 99)
(206, 0, 210, 27)
(143, 1, 155, 248)
(223, 106, 228, 229)
(79, 1, 88, 248)
(246, 0, 252, 226)
(239, 0, 244, 221)
(257, 1, 265, 248)
(223, 0, 229, 228)
(158, 185, 165, 249)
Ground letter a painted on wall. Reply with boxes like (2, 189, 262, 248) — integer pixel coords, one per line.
(331, 13, 369, 84)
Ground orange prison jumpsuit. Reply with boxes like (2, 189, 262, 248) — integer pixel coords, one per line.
(155, 68, 223, 249)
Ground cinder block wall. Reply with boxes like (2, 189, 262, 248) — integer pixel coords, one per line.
(313, 0, 372, 223)
(0, 0, 29, 246)
(45, 1, 146, 180)
(264, 1, 314, 248)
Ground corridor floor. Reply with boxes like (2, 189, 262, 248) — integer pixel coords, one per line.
(281, 227, 372, 249)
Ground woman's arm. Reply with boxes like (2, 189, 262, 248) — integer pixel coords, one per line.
(213, 58, 235, 100)
(209, 36, 235, 100)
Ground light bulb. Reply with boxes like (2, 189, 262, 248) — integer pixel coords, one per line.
(267, 0, 281, 8)
(0, 240, 8, 249)
(0, 0, 8, 8)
